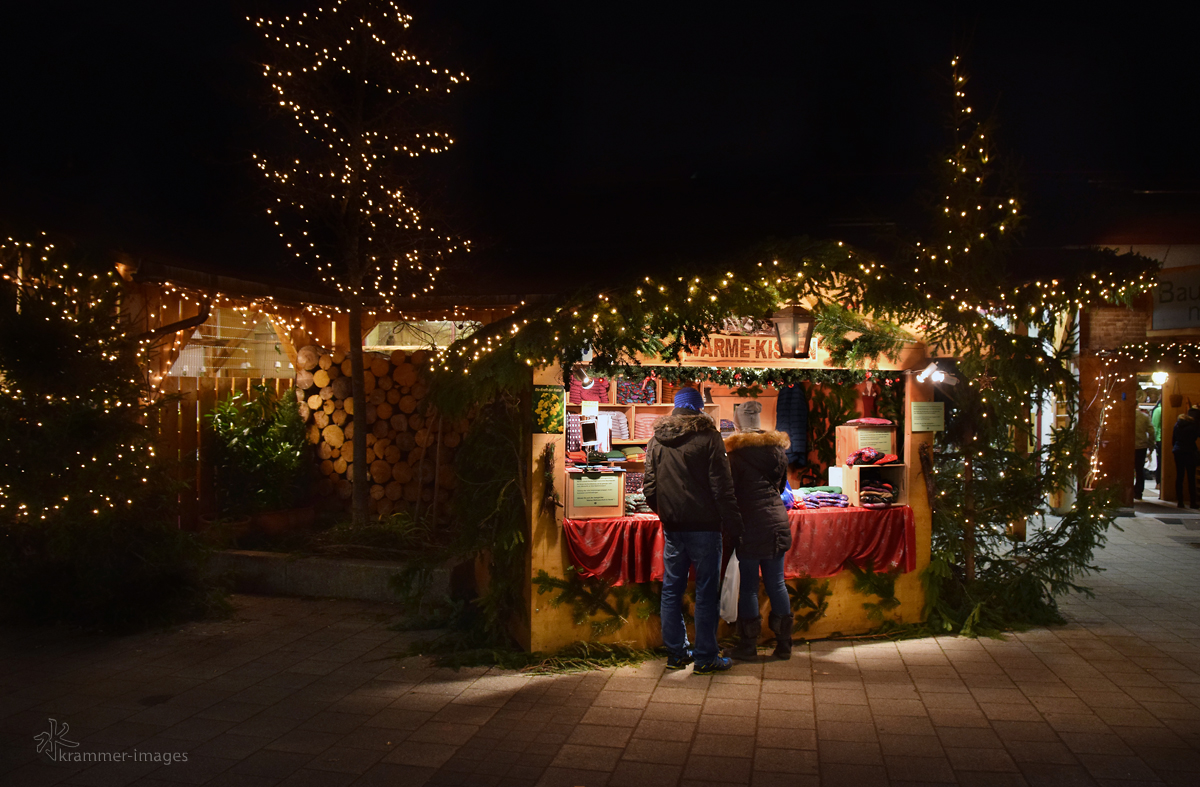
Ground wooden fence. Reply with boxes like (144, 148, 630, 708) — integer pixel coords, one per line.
(154, 376, 293, 530)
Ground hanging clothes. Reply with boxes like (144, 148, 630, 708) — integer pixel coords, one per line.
(775, 384, 809, 466)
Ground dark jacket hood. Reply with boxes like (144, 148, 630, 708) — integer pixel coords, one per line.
(653, 409, 718, 447)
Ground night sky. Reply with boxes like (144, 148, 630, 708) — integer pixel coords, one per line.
(2, 2, 1198, 292)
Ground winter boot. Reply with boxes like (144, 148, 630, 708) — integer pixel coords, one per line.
(770, 613, 794, 660)
(730, 617, 761, 661)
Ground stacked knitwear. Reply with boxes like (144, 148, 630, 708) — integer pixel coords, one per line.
(624, 472, 645, 494)
(625, 492, 654, 515)
(787, 486, 846, 510)
(616, 379, 657, 404)
(633, 414, 662, 440)
(859, 481, 896, 509)
(568, 376, 609, 404)
(610, 412, 630, 440)
(802, 491, 850, 509)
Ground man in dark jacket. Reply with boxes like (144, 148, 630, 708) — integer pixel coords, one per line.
(645, 387, 743, 674)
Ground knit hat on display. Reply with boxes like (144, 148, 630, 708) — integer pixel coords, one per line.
(734, 401, 762, 431)
(674, 387, 705, 411)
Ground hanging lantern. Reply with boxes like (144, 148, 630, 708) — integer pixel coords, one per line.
(771, 305, 816, 359)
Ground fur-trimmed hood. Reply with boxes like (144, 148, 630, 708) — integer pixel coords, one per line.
(652, 409, 718, 446)
(724, 429, 791, 453)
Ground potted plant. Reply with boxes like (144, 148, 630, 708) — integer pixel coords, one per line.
(207, 385, 314, 536)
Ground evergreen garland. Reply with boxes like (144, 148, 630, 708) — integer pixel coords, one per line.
(787, 576, 832, 632)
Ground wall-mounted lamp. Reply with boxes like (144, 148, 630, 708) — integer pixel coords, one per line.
(771, 305, 816, 359)
(571, 366, 594, 390)
(916, 361, 959, 386)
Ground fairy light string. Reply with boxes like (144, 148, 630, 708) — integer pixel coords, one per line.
(0, 236, 162, 524)
(251, 0, 470, 307)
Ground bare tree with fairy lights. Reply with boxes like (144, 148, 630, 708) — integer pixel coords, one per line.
(252, 0, 470, 523)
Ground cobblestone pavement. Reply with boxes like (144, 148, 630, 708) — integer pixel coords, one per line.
(3, 513, 1200, 787)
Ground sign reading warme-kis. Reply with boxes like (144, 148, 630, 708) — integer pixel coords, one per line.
(678, 333, 822, 365)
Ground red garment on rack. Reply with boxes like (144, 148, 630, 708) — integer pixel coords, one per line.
(561, 506, 915, 585)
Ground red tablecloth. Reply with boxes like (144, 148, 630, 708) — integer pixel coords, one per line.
(562, 506, 916, 585)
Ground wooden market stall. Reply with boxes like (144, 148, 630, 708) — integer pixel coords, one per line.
(524, 329, 937, 652)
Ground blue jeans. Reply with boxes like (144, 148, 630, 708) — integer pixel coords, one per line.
(737, 553, 790, 622)
(661, 530, 722, 666)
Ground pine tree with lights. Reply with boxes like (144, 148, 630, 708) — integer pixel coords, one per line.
(890, 59, 1129, 632)
(253, 0, 470, 523)
(0, 237, 213, 628)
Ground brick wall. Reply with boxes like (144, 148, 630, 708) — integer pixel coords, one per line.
(1080, 305, 1151, 354)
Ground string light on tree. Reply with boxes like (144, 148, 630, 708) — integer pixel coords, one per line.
(253, 0, 470, 524)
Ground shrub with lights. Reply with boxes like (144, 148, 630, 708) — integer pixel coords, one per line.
(0, 237, 218, 629)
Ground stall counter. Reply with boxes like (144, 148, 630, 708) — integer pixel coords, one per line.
(562, 506, 916, 585)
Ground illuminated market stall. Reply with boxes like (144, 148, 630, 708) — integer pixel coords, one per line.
(523, 313, 940, 652)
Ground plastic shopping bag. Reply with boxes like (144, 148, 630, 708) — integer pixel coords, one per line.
(719, 553, 740, 624)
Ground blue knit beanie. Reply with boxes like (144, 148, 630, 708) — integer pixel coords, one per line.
(674, 387, 705, 411)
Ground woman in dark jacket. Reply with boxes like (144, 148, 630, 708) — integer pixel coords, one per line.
(725, 402, 794, 660)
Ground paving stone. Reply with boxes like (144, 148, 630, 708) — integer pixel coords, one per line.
(608, 760, 682, 787)
(566, 724, 632, 748)
(381, 741, 458, 768)
(681, 753, 752, 783)
(755, 725, 817, 750)
(819, 738, 882, 765)
(945, 746, 1020, 772)
(816, 762, 889, 786)
(691, 732, 755, 758)
(884, 753, 957, 782)
(620, 738, 689, 765)
(549, 743, 621, 772)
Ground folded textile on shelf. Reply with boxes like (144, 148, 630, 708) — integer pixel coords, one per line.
(610, 411, 630, 440)
(624, 491, 654, 515)
(859, 480, 895, 507)
(616, 379, 657, 404)
(568, 376, 609, 404)
(799, 492, 850, 509)
(633, 413, 663, 440)
(624, 472, 645, 494)
(845, 417, 893, 426)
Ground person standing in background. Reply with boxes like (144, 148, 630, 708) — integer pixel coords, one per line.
(1135, 406, 1155, 501)
(1151, 398, 1163, 486)
(1171, 406, 1200, 508)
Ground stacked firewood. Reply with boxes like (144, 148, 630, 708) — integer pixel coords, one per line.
(294, 346, 466, 517)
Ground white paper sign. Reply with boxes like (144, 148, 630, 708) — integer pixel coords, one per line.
(581, 400, 599, 416)
(910, 401, 945, 432)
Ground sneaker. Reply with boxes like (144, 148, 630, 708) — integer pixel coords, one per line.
(665, 652, 694, 671)
(693, 656, 733, 675)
